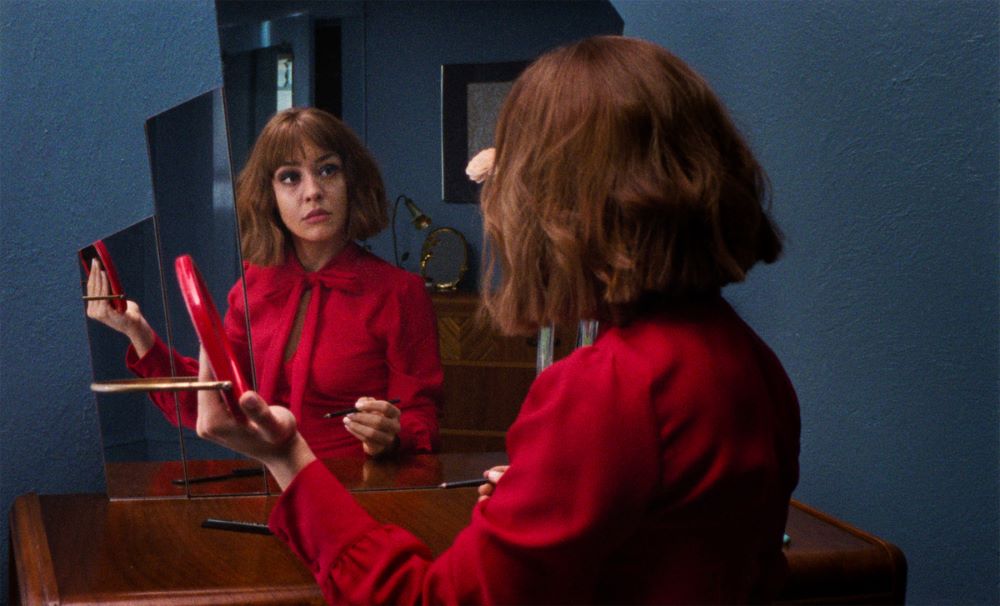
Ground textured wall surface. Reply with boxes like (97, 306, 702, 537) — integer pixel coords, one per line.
(609, 1, 999, 604)
(0, 0, 222, 598)
(1, 1, 996, 604)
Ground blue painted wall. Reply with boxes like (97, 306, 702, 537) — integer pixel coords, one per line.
(0, 0, 222, 599)
(608, 1, 998, 604)
(1, 1, 996, 604)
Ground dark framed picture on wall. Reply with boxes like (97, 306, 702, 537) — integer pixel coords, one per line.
(441, 60, 528, 203)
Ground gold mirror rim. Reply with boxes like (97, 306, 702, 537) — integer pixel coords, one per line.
(419, 227, 469, 291)
(91, 377, 232, 393)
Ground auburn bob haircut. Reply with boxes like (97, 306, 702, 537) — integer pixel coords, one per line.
(480, 36, 782, 335)
(236, 108, 388, 266)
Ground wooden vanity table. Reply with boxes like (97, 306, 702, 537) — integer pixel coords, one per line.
(10, 452, 905, 605)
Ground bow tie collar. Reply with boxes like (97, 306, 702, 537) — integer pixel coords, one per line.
(299, 266, 360, 294)
(259, 245, 363, 299)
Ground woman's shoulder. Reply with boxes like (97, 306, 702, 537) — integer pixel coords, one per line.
(241, 257, 286, 280)
(239, 260, 286, 294)
(350, 245, 427, 292)
(545, 300, 745, 391)
(527, 325, 655, 414)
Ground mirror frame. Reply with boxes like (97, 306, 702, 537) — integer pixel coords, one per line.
(420, 227, 469, 291)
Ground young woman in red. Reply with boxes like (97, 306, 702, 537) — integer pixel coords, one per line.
(194, 36, 800, 604)
(86, 109, 443, 458)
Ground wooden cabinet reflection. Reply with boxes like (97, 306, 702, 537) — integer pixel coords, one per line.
(431, 291, 574, 452)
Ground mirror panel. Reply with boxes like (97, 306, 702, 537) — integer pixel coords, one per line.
(81, 217, 187, 499)
(145, 87, 267, 497)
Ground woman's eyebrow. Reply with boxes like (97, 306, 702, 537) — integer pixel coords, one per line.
(316, 152, 341, 164)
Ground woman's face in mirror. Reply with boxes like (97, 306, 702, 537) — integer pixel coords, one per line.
(272, 144, 349, 254)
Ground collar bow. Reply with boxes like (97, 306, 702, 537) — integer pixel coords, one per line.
(302, 269, 360, 295)
(256, 264, 361, 300)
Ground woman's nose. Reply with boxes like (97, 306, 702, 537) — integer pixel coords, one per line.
(302, 172, 323, 201)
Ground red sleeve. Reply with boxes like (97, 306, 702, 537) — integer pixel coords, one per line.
(383, 274, 443, 454)
(125, 280, 251, 429)
(126, 334, 199, 428)
(268, 345, 660, 605)
(222, 277, 253, 389)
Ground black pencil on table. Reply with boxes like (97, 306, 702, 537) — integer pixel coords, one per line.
(438, 478, 489, 489)
(201, 518, 273, 535)
(171, 467, 263, 485)
(323, 398, 401, 418)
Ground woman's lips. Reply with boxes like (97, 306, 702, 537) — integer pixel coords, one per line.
(304, 209, 331, 223)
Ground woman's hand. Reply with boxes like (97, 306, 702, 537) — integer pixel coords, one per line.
(477, 465, 509, 502)
(85, 258, 155, 356)
(195, 349, 316, 489)
(343, 397, 402, 458)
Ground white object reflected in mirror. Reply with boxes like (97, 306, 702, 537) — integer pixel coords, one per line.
(276, 52, 293, 111)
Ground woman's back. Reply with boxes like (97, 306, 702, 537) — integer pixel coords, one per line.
(472, 296, 800, 604)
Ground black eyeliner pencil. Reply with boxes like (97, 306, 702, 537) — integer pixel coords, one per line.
(323, 398, 400, 418)
(171, 467, 264, 485)
(438, 478, 489, 489)
(202, 518, 273, 535)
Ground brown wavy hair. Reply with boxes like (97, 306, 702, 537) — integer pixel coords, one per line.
(236, 107, 388, 266)
(479, 36, 783, 335)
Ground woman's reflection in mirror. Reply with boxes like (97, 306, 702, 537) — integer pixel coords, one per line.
(86, 108, 443, 459)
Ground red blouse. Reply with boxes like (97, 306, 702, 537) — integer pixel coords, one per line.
(128, 243, 444, 458)
(268, 296, 801, 604)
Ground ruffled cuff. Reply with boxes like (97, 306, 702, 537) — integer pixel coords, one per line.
(397, 415, 437, 455)
(268, 459, 380, 577)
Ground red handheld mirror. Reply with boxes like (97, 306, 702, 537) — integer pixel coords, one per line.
(80, 240, 126, 313)
(175, 254, 249, 418)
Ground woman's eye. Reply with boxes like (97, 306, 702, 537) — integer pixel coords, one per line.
(319, 163, 341, 178)
(276, 170, 300, 185)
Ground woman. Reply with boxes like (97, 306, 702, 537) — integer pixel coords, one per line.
(87, 108, 443, 458)
(194, 36, 800, 604)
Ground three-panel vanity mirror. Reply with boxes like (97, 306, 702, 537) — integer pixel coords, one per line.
(81, 0, 622, 499)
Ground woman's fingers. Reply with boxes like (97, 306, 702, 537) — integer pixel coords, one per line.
(85, 260, 141, 339)
(197, 346, 214, 381)
(196, 347, 299, 460)
(195, 347, 232, 439)
(487, 465, 509, 478)
(354, 397, 401, 419)
(477, 465, 509, 502)
(343, 417, 396, 457)
(88, 259, 104, 294)
(477, 483, 493, 500)
(346, 397, 401, 456)
(192, 351, 313, 488)
(343, 416, 393, 444)
(86, 260, 108, 320)
(346, 410, 400, 433)
(239, 391, 295, 446)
